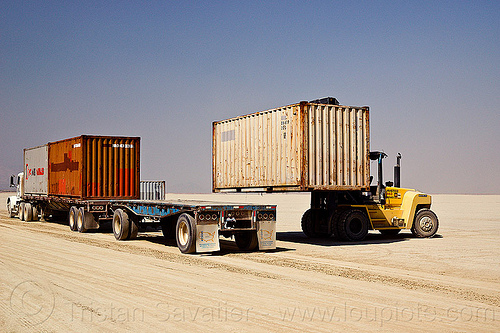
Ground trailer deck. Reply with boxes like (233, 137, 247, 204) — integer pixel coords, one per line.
(16, 193, 277, 253)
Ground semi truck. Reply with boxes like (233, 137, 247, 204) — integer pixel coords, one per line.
(6, 135, 277, 253)
(212, 98, 439, 241)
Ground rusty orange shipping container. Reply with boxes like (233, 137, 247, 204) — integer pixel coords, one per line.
(48, 135, 140, 199)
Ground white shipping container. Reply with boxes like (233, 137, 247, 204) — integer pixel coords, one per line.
(213, 101, 370, 192)
(24, 145, 49, 195)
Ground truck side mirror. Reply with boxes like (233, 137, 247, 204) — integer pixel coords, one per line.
(10, 175, 16, 187)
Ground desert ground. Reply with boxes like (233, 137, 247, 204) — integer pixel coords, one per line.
(0, 192, 499, 332)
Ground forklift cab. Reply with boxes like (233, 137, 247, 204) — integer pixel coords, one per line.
(369, 151, 402, 204)
(370, 151, 387, 202)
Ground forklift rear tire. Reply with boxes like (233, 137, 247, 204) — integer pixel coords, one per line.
(235, 231, 258, 251)
(411, 209, 439, 238)
(330, 208, 348, 239)
(337, 209, 369, 241)
(301, 209, 317, 237)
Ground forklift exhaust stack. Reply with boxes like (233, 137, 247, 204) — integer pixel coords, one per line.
(394, 153, 401, 188)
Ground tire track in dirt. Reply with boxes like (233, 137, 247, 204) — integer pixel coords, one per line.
(229, 252, 500, 307)
(0, 216, 281, 281)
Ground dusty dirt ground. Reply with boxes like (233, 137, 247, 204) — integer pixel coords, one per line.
(0, 192, 499, 332)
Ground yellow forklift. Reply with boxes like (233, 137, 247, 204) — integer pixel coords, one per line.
(301, 152, 439, 241)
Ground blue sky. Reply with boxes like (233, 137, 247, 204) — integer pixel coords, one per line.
(1, 1, 499, 193)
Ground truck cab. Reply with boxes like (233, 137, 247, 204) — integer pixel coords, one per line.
(6, 172, 24, 217)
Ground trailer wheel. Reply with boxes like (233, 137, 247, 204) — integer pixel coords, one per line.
(234, 231, 258, 251)
(337, 209, 369, 241)
(77, 207, 88, 233)
(176, 214, 196, 254)
(411, 209, 439, 238)
(39, 206, 46, 221)
(19, 202, 25, 221)
(113, 209, 130, 240)
(24, 203, 33, 222)
(31, 205, 39, 221)
(69, 206, 78, 231)
(129, 219, 139, 240)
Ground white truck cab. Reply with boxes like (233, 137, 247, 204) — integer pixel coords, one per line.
(6, 172, 24, 217)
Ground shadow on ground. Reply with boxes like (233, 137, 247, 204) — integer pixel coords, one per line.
(277, 231, 443, 246)
(139, 234, 293, 256)
(34, 217, 441, 253)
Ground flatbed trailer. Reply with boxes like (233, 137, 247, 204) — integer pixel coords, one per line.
(8, 191, 277, 254)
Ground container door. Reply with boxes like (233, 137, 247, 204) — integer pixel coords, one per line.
(24, 145, 49, 195)
(305, 104, 370, 189)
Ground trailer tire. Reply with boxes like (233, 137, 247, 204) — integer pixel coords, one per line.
(24, 203, 33, 222)
(176, 214, 196, 254)
(411, 209, 439, 238)
(69, 206, 78, 231)
(113, 209, 130, 240)
(19, 202, 25, 221)
(235, 231, 258, 251)
(31, 205, 39, 221)
(129, 219, 139, 240)
(39, 206, 46, 221)
(337, 209, 369, 241)
(77, 207, 88, 233)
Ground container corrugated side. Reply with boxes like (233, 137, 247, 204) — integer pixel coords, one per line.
(212, 102, 370, 192)
(24, 145, 49, 195)
(305, 103, 370, 190)
(140, 181, 166, 200)
(48, 135, 140, 199)
(213, 103, 302, 191)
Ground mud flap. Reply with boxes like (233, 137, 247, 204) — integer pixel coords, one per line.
(257, 220, 276, 250)
(84, 212, 100, 229)
(195, 224, 220, 253)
